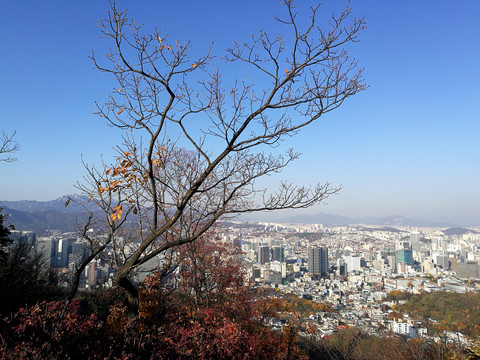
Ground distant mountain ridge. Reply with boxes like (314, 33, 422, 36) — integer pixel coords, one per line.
(0, 195, 93, 234)
(279, 212, 456, 227)
(1, 196, 477, 234)
(0, 194, 87, 213)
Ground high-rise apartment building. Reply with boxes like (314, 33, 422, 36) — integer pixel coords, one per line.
(344, 254, 362, 273)
(308, 247, 328, 275)
(36, 236, 56, 270)
(271, 246, 285, 262)
(258, 246, 270, 264)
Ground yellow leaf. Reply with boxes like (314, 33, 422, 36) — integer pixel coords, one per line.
(157, 36, 162, 43)
(110, 213, 116, 221)
(117, 108, 125, 115)
(161, 146, 165, 152)
(191, 63, 197, 68)
(116, 88, 121, 92)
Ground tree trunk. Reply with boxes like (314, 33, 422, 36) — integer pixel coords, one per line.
(116, 276, 139, 317)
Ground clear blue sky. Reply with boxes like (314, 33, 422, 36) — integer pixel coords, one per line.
(1, 1, 479, 226)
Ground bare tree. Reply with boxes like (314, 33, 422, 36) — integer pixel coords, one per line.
(74, 0, 367, 314)
(0, 131, 19, 162)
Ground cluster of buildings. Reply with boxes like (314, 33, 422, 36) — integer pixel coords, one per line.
(9, 230, 112, 288)
(219, 222, 480, 286)
(218, 221, 480, 340)
(7, 220, 480, 342)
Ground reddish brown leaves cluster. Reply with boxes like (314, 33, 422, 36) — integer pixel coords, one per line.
(97, 151, 145, 220)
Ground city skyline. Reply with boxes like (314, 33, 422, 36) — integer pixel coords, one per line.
(1, 1, 479, 226)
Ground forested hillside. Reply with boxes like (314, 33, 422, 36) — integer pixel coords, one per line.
(396, 291, 480, 337)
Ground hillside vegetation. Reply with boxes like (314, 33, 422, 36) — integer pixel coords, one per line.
(396, 291, 480, 337)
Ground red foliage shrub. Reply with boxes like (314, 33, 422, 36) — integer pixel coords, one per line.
(0, 300, 103, 359)
(0, 238, 306, 359)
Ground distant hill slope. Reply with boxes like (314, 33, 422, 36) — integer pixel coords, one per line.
(441, 227, 479, 235)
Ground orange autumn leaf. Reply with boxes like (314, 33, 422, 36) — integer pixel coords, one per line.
(64, 198, 70, 207)
(117, 108, 125, 115)
(191, 63, 197, 68)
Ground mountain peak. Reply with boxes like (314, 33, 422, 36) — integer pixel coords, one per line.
(56, 194, 85, 202)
